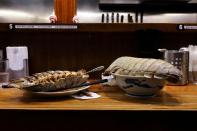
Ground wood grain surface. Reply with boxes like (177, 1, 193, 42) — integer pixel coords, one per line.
(54, 0, 76, 23)
(1, 83, 197, 111)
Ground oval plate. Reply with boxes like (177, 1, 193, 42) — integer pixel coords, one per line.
(24, 86, 90, 97)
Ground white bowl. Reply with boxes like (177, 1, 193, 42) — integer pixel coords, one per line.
(113, 74, 165, 98)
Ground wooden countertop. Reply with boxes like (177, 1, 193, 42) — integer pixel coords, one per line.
(1, 84, 197, 111)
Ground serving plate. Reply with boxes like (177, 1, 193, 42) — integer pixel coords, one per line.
(24, 86, 90, 97)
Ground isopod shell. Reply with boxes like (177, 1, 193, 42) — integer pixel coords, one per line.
(9, 70, 89, 92)
(104, 56, 182, 83)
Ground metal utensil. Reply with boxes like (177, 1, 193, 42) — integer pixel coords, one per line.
(75, 79, 108, 87)
(0, 50, 3, 60)
(86, 66, 104, 74)
(53, 79, 110, 92)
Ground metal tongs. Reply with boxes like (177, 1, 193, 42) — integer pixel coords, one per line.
(86, 66, 105, 74)
(74, 66, 113, 88)
(71, 66, 115, 88)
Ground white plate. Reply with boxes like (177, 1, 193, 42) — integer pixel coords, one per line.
(24, 86, 90, 97)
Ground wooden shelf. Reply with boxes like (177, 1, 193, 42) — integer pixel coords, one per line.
(1, 83, 197, 111)
(0, 23, 197, 32)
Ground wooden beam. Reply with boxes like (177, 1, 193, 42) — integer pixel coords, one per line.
(54, 0, 77, 23)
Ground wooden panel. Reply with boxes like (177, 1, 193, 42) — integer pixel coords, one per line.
(0, 31, 139, 77)
(54, 0, 77, 23)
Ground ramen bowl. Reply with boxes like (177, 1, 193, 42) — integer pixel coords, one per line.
(113, 74, 165, 98)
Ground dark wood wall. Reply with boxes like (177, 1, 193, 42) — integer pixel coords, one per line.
(0, 24, 196, 78)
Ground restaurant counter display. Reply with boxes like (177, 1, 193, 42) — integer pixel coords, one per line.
(0, 23, 197, 130)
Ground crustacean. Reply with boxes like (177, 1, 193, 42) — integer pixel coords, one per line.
(103, 56, 182, 83)
(9, 70, 89, 92)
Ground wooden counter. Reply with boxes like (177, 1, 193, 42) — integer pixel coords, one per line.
(1, 84, 197, 111)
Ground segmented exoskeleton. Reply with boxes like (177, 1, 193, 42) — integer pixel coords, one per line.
(104, 56, 181, 83)
(9, 70, 89, 92)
